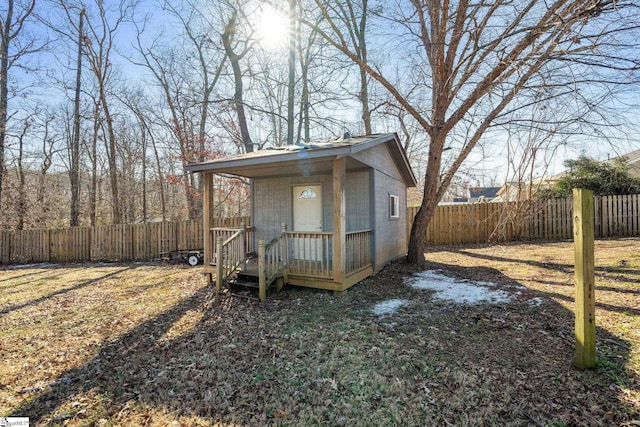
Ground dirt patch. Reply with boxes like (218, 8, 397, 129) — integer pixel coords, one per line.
(1, 239, 639, 426)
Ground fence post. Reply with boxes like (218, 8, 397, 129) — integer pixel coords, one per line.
(216, 236, 223, 296)
(573, 188, 596, 370)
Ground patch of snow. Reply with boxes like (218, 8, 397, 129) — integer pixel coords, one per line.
(6, 262, 56, 270)
(373, 298, 410, 315)
(406, 270, 515, 305)
(527, 297, 544, 306)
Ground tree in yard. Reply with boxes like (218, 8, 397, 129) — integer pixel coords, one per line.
(35, 107, 63, 226)
(325, 0, 372, 134)
(286, 0, 297, 145)
(221, 6, 255, 154)
(50, 0, 137, 224)
(14, 115, 30, 230)
(0, 0, 37, 218)
(69, 7, 83, 227)
(134, 0, 241, 219)
(309, 0, 640, 263)
(541, 156, 640, 198)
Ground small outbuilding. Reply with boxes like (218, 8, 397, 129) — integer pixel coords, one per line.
(185, 133, 417, 300)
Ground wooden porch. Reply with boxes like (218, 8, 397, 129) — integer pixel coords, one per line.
(204, 225, 373, 300)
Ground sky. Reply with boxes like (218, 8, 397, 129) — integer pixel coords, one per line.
(4, 0, 640, 188)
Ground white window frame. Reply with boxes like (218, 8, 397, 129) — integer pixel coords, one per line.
(389, 194, 400, 219)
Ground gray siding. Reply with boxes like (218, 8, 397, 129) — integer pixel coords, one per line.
(253, 170, 372, 242)
(373, 169, 407, 270)
(345, 170, 371, 231)
(352, 143, 405, 183)
(253, 175, 333, 242)
(252, 148, 405, 274)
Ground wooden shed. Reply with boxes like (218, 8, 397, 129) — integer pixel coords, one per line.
(185, 133, 417, 300)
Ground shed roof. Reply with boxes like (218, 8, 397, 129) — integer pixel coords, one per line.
(185, 133, 417, 186)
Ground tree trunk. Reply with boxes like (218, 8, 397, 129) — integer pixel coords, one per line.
(0, 0, 12, 214)
(357, 0, 371, 134)
(89, 109, 99, 226)
(69, 8, 84, 227)
(287, 0, 296, 145)
(222, 11, 253, 153)
(100, 87, 121, 224)
(142, 127, 147, 222)
(150, 132, 166, 221)
(16, 122, 27, 230)
(406, 127, 446, 263)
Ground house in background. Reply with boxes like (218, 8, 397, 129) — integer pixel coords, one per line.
(495, 178, 550, 202)
(606, 148, 640, 177)
(452, 186, 501, 203)
(496, 149, 640, 202)
(185, 133, 417, 300)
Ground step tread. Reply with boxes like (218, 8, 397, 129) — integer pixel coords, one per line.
(229, 279, 260, 289)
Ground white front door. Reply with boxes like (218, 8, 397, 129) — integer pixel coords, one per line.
(293, 185, 323, 260)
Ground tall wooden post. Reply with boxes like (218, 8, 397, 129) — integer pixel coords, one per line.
(240, 222, 247, 272)
(203, 173, 213, 285)
(333, 157, 346, 287)
(216, 236, 223, 296)
(258, 239, 266, 302)
(280, 223, 288, 291)
(573, 188, 596, 369)
(203, 173, 212, 264)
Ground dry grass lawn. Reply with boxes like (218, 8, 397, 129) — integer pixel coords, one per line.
(0, 238, 638, 426)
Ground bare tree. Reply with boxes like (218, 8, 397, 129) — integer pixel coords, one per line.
(69, 7, 83, 226)
(222, 7, 255, 153)
(0, 0, 37, 217)
(36, 108, 63, 225)
(14, 116, 30, 229)
(326, 0, 372, 134)
(133, 1, 227, 219)
(48, 0, 137, 224)
(309, 0, 640, 262)
(287, 0, 297, 145)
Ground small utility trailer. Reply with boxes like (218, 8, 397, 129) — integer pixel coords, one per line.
(160, 249, 204, 266)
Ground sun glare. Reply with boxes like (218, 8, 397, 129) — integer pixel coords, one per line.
(257, 5, 290, 50)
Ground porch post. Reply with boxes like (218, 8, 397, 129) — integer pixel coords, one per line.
(203, 173, 213, 280)
(333, 157, 346, 285)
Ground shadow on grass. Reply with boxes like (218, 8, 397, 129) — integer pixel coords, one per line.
(451, 248, 640, 284)
(541, 290, 640, 317)
(7, 260, 640, 425)
(0, 269, 55, 284)
(9, 285, 220, 423)
(0, 266, 136, 316)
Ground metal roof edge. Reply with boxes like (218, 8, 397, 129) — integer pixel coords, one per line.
(185, 133, 417, 187)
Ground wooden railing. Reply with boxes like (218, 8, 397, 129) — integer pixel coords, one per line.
(210, 226, 254, 265)
(258, 226, 288, 301)
(214, 228, 246, 295)
(285, 231, 333, 278)
(345, 229, 372, 274)
(210, 227, 242, 265)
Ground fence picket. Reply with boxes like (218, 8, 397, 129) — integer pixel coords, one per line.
(3, 195, 640, 265)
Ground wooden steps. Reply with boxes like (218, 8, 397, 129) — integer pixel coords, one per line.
(226, 268, 281, 300)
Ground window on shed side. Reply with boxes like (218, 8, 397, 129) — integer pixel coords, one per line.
(389, 194, 400, 218)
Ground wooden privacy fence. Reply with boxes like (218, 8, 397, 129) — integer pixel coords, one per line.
(0, 217, 249, 264)
(408, 194, 640, 245)
(2, 194, 640, 264)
